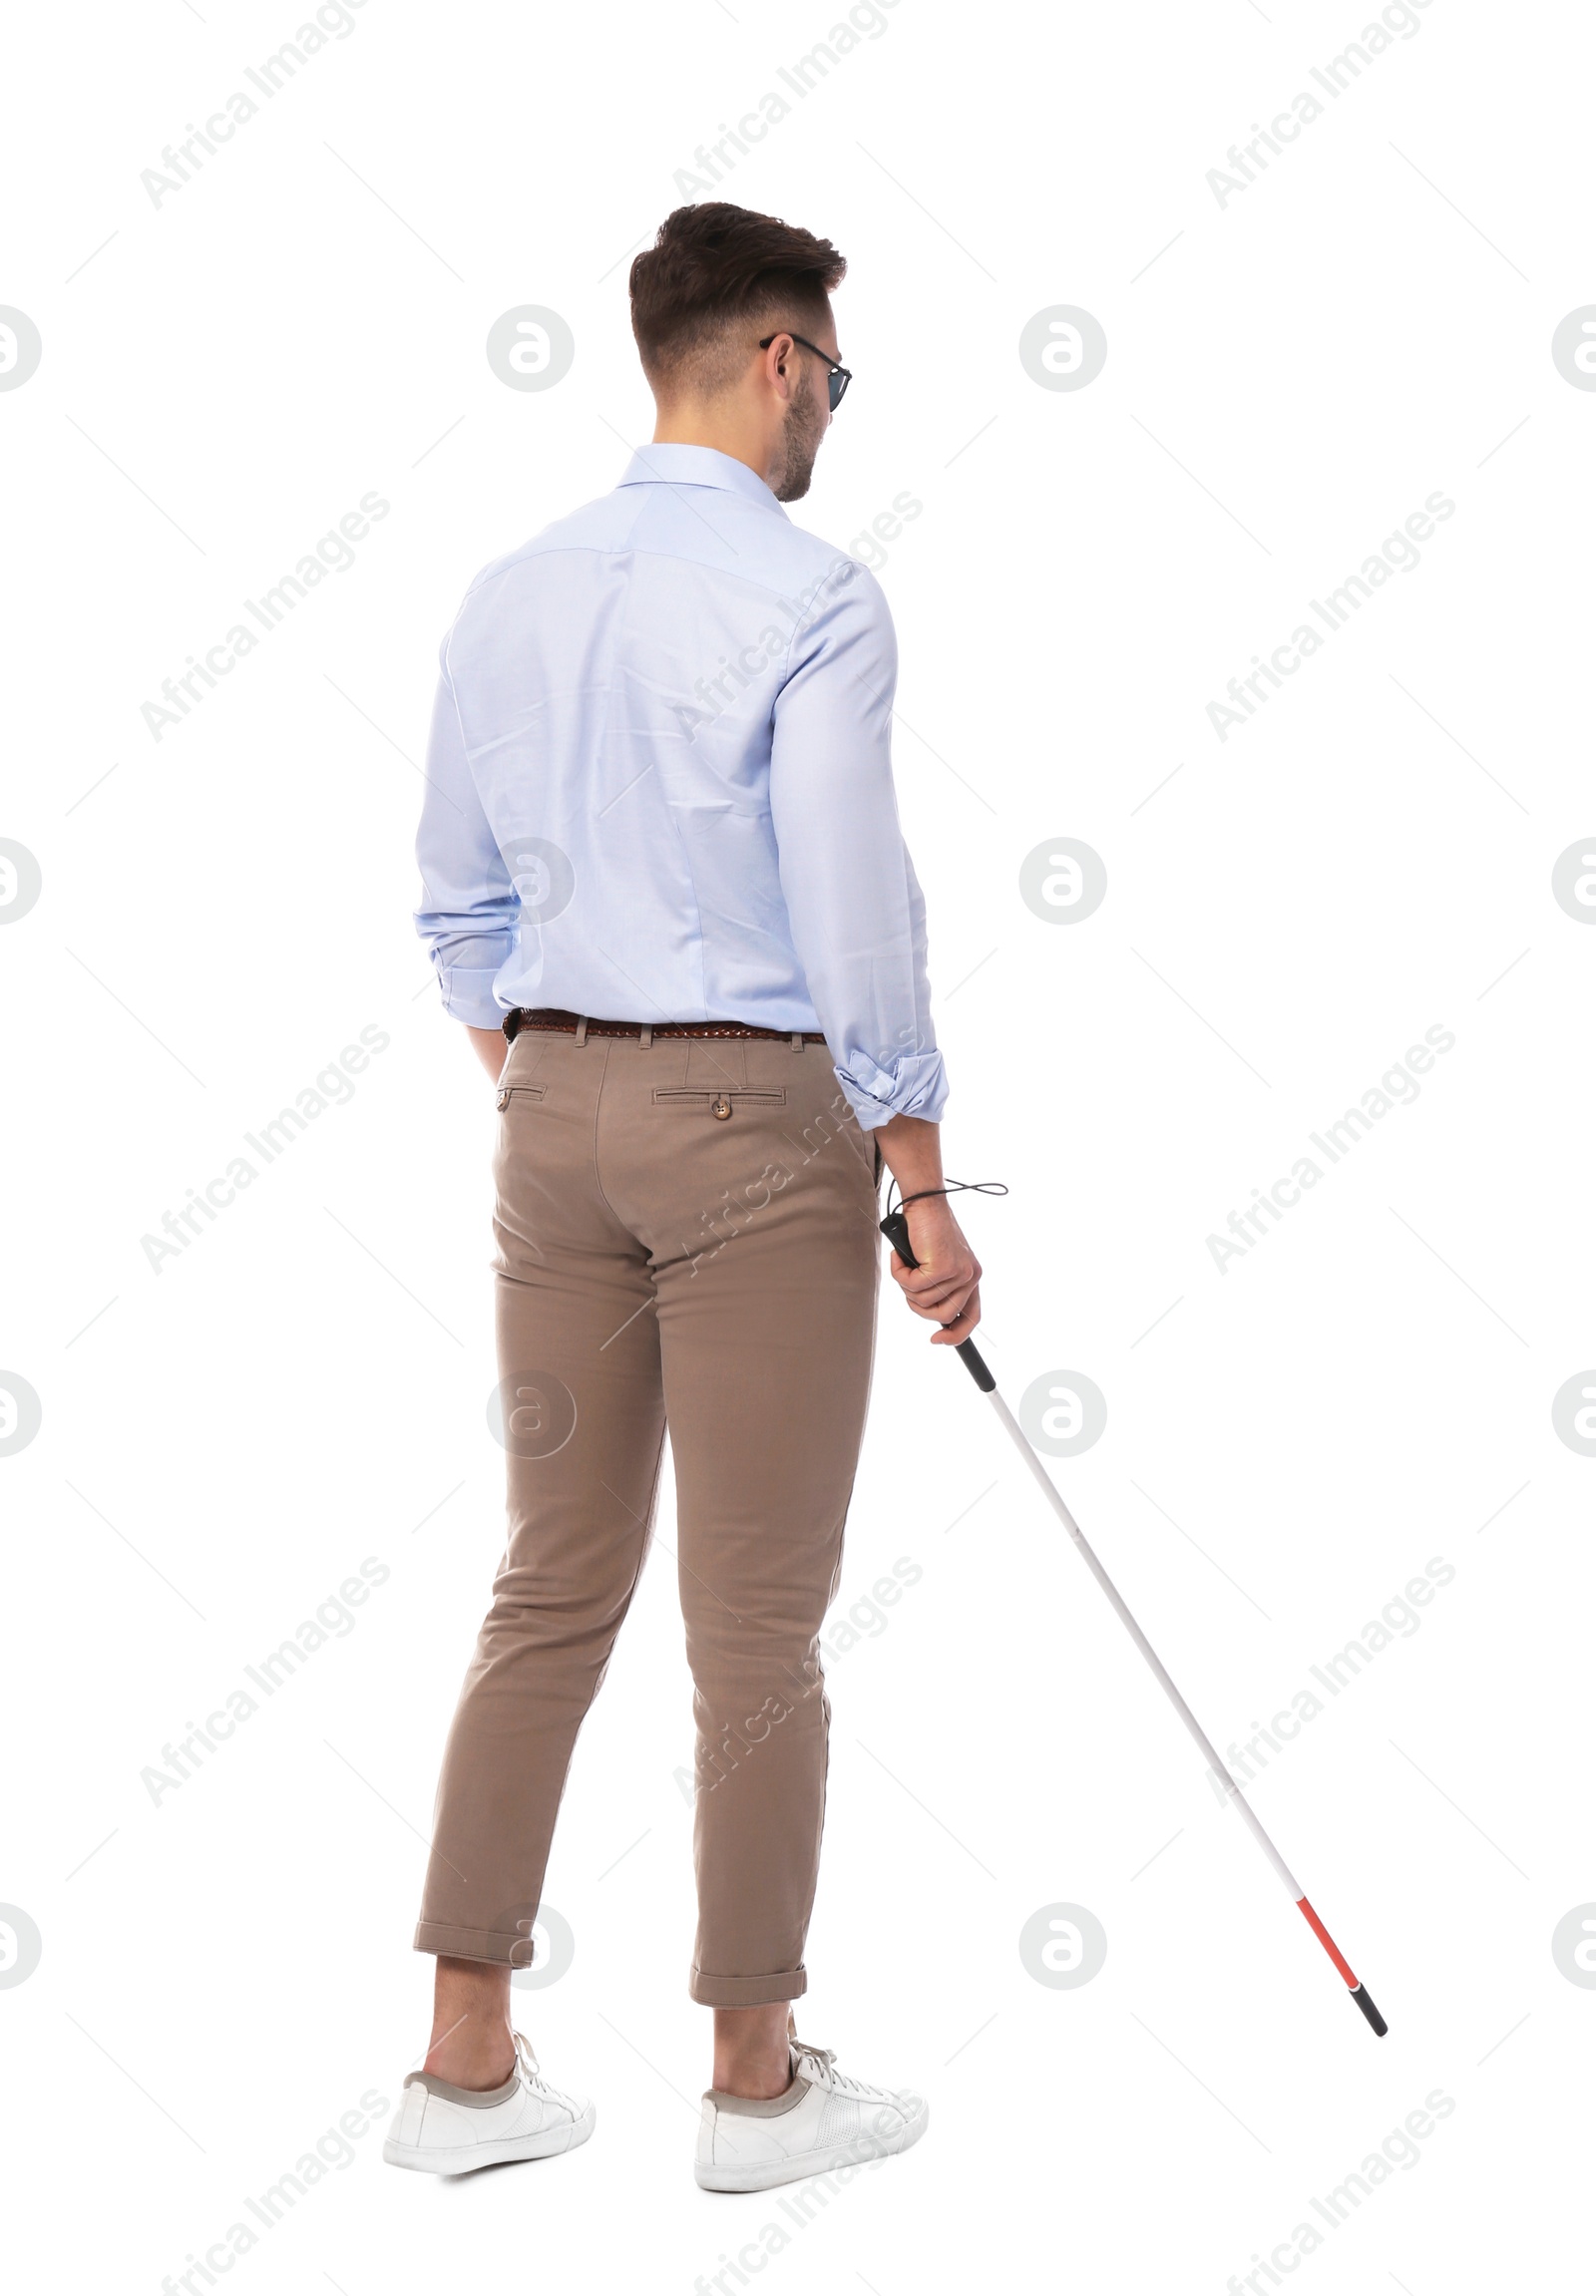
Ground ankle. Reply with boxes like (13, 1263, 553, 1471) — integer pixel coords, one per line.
(714, 2053, 793, 2102)
(424, 2030, 517, 2089)
(711, 2004, 795, 2100)
(425, 1958, 516, 2089)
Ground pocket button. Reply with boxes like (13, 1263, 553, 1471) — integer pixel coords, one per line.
(711, 1093, 732, 1119)
(497, 1089, 511, 1110)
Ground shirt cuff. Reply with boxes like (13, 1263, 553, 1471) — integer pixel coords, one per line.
(432, 964, 509, 1032)
(833, 1047, 950, 1132)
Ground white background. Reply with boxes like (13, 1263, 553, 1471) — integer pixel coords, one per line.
(2, 0, 1591, 2287)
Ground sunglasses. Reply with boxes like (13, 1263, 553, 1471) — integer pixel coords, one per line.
(758, 331, 852, 411)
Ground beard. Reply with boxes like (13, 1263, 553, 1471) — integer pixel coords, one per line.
(771, 370, 828, 502)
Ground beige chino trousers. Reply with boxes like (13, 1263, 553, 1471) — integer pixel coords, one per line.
(414, 1026, 882, 2006)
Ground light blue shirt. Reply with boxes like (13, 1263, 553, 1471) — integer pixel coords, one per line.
(414, 443, 947, 1131)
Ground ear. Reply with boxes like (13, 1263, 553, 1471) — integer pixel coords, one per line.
(763, 331, 799, 400)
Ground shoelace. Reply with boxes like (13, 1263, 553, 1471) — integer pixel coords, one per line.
(512, 2030, 567, 2104)
(789, 2039, 882, 2099)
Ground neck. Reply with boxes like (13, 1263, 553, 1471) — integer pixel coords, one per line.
(651, 404, 774, 490)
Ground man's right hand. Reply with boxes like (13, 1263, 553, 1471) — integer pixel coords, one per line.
(888, 1194, 983, 1344)
(874, 1110, 984, 1343)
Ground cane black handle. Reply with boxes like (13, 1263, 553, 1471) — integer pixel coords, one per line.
(879, 1207, 915, 1267)
(879, 1210, 996, 1391)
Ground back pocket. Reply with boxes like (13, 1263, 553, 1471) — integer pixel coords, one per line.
(651, 1087, 786, 1120)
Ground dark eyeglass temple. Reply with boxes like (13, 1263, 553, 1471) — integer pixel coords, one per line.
(760, 333, 851, 410)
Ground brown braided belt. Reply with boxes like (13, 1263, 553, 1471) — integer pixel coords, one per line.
(503, 1005, 826, 1046)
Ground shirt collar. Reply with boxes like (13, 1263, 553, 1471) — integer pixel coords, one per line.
(616, 443, 787, 517)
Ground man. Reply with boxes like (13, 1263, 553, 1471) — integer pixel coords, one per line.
(386, 201, 981, 2192)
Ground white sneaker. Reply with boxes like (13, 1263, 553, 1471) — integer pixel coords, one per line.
(694, 2035, 928, 2192)
(383, 2031, 595, 2176)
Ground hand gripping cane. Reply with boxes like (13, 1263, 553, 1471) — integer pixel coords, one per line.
(881, 1196, 1388, 2039)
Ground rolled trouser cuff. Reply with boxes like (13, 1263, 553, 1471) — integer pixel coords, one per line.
(413, 1920, 531, 1965)
(689, 1962, 807, 2008)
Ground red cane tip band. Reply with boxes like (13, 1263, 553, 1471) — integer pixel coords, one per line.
(1296, 1895, 1359, 1988)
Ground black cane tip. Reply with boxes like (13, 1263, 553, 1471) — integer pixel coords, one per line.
(1351, 1983, 1389, 2037)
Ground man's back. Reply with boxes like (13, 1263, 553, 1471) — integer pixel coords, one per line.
(416, 441, 946, 1127)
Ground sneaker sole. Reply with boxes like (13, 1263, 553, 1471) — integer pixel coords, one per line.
(694, 2099, 929, 2192)
(384, 2102, 596, 2177)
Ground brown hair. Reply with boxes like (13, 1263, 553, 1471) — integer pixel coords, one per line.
(629, 202, 846, 395)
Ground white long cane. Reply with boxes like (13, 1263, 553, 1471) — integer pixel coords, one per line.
(882, 1201, 1388, 2038)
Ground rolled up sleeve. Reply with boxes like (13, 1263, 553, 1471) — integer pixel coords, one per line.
(414, 635, 519, 1030)
(767, 565, 949, 1131)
